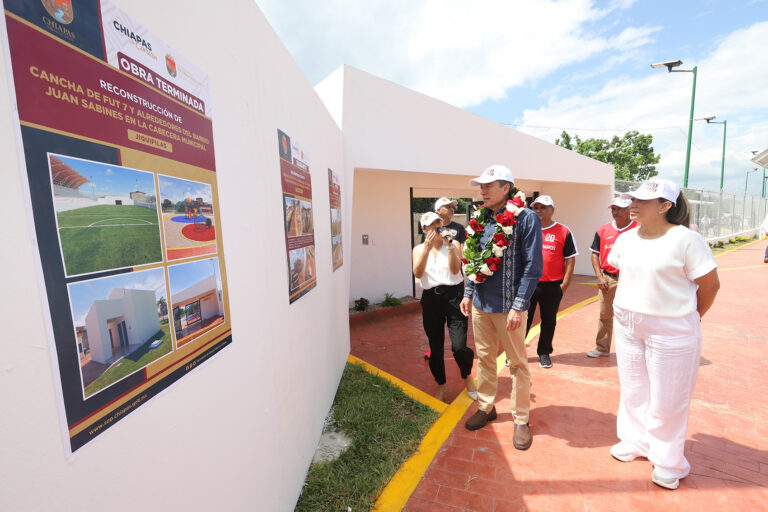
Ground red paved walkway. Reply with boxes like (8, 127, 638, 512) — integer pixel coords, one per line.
(350, 239, 768, 511)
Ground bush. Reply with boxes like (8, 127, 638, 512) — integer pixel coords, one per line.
(381, 293, 403, 307)
(354, 297, 369, 311)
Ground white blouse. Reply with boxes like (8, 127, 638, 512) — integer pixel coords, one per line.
(415, 243, 463, 290)
(607, 225, 717, 317)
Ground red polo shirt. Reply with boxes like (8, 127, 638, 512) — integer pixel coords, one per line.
(540, 222, 578, 282)
(590, 220, 638, 275)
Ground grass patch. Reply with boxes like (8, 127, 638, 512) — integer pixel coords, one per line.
(710, 236, 756, 256)
(85, 323, 171, 397)
(57, 205, 162, 275)
(296, 363, 439, 512)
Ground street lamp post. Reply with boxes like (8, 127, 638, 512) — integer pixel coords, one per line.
(695, 116, 727, 191)
(651, 60, 697, 188)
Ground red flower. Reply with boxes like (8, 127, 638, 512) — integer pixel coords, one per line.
(511, 196, 524, 208)
(461, 257, 468, 264)
(493, 233, 509, 247)
(485, 256, 502, 271)
(474, 273, 486, 283)
(469, 218, 484, 232)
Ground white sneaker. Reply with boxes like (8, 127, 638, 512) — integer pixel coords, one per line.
(467, 390, 478, 400)
(652, 468, 680, 490)
(586, 349, 610, 358)
(610, 443, 638, 462)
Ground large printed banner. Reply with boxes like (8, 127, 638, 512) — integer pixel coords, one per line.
(2, 0, 232, 454)
(328, 169, 343, 271)
(278, 129, 317, 303)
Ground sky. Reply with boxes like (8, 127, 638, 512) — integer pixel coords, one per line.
(257, 0, 768, 195)
(68, 267, 167, 327)
(168, 257, 222, 297)
(53, 154, 156, 198)
(158, 174, 213, 204)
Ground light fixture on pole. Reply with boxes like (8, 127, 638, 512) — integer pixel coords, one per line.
(751, 149, 768, 198)
(651, 60, 697, 188)
(745, 168, 758, 195)
(695, 116, 727, 190)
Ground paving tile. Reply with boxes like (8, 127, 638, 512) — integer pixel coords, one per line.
(352, 242, 768, 511)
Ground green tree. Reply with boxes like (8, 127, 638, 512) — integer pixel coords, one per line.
(555, 130, 661, 181)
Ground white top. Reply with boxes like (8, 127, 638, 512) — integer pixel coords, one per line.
(415, 243, 463, 290)
(607, 225, 717, 317)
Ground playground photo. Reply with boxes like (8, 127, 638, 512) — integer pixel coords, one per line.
(284, 195, 301, 237)
(332, 235, 343, 269)
(168, 257, 225, 347)
(68, 268, 172, 398)
(330, 207, 342, 237)
(48, 154, 162, 277)
(289, 245, 316, 292)
(158, 174, 217, 261)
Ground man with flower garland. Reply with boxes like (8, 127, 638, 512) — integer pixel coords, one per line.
(460, 164, 542, 450)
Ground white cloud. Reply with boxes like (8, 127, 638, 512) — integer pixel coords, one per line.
(517, 21, 768, 192)
(257, 0, 658, 107)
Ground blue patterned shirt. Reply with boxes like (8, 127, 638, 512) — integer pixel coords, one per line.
(464, 207, 543, 313)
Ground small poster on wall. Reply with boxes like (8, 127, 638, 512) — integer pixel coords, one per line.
(278, 129, 317, 303)
(328, 169, 343, 271)
(1, 0, 232, 454)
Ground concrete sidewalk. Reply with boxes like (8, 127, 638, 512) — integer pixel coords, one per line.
(350, 239, 768, 511)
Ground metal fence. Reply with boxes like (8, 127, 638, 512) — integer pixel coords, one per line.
(615, 180, 768, 241)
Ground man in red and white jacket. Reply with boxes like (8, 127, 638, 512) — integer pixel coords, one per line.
(586, 197, 638, 357)
(526, 195, 578, 368)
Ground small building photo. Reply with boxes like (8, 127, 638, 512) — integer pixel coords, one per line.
(168, 256, 225, 348)
(67, 268, 172, 398)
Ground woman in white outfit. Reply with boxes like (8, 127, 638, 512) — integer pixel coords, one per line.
(413, 212, 477, 403)
(607, 178, 720, 490)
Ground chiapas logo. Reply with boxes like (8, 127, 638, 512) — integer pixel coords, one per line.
(41, 0, 74, 24)
(165, 54, 177, 78)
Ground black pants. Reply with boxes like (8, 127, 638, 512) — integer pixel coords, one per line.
(526, 280, 563, 356)
(420, 284, 473, 385)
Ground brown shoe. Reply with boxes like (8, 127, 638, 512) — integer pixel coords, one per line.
(465, 406, 497, 431)
(513, 423, 532, 450)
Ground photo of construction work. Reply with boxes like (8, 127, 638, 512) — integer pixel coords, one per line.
(158, 174, 217, 261)
(68, 268, 172, 398)
(49, 154, 162, 277)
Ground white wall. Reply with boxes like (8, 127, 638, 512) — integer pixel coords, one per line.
(316, 66, 613, 304)
(0, 1, 349, 511)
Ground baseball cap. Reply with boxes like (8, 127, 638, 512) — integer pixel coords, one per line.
(609, 197, 632, 208)
(469, 165, 515, 186)
(420, 211, 441, 227)
(531, 195, 555, 207)
(434, 197, 458, 210)
(621, 178, 680, 205)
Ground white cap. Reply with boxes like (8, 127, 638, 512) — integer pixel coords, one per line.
(621, 178, 680, 205)
(434, 197, 458, 210)
(609, 197, 632, 208)
(420, 211, 441, 227)
(531, 195, 555, 207)
(469, 164, 514, 186)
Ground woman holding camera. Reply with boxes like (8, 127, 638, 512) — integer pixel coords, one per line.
(413, 212, 477, 402)
(607, 178, 720, 490)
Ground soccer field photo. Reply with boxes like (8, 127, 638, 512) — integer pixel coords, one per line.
(49, 154, 163, 276)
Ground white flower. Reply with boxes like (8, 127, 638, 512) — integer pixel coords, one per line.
(473, 210, 483, 218)
(466, 225, 475, 236)
(501, 225, 513, 235)
(468, 273, 479, 282)
(480, 264, 492, 276)
(492, 245, 506, 257)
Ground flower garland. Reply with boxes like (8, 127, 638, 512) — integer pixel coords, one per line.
(462, 190, 526, 283)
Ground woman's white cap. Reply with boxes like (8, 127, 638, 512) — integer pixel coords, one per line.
(621, 178, 680, 205)
(420, 211, 441, 227)
(470, 165, 514, 186)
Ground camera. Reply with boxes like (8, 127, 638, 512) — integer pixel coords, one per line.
(437, 227, 454, 242)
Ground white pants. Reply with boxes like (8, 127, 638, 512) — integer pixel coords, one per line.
(613, 305, 702, 479)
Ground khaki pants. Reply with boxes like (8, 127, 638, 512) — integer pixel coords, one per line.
(595, 273, 618, 353)
(471, 307, 530, 425)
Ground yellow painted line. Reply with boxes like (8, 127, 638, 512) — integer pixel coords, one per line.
(579, 282, 599, 287)
(718, 264, 768, 271)
(347, 355, 447, 414)
(713, 237, 764, 258)
(373, 392, 474, 511)
(372, 294, 600, 510)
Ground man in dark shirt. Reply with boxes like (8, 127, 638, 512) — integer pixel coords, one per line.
(460, 165, 542, 450)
